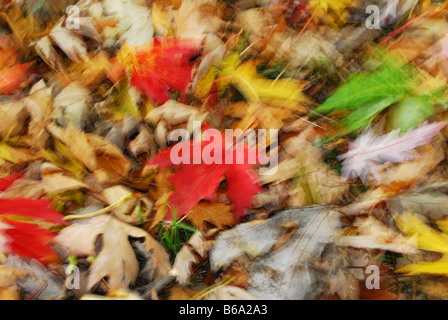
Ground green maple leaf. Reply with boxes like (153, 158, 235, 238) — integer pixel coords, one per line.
(313, 59, 412, 117)
(387, 95, 435, 133)
(311, 49, 445, 135)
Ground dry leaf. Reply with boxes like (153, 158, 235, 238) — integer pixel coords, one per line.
(0, 285, 20, 300)
(54, 214, 170, 291)
(86, 134, 131, 185)
(168, 285, 197, 300)
(49, 22, 88, 62)
(203, 285, 257, 300)
(52, 82, 91, 130)
(210, 207, 341, 299)
(335, 216, 418, 254)
(172, 231, 213, 285)
(189, 202, 235, 232)
(47, 123, 98, 172)
(0, 265, 27, 288)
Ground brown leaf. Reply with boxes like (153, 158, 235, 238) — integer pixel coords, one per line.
(0, 144, 39, 165)
(51, 82, 91, 130)
(42, 173, 87, 194)
(47, 123, 98, 172)
(189, 202, 235, 232)
(168, 285, 197, 300)
(0, 178, 45, 199)
(102, 185, 153, 225)
(0, 265, 27, 288)
(223, 265, 249, 288)
(0, 100, 27, 138)
(172, 231, 213, 285)
(66, 51, 110, 87)
(0, 285, 20, 300)
(128, 126, 155, 160)
(335, 216, 418, 254)
(54, 215, 170, 291)
(22, 81, 52, 149)
(86, 134, 131, 185)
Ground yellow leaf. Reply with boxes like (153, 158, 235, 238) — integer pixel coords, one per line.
(40, 140, 86, 179)
(308, 0, 355, 27)
(226, 102, 293, 147)
(195, 64, 218, 99)
(395, 212, 448, 254)
(152, 2, 176, 37)
(0, 143, 38, 164)
(47, 123, 98, 172)
(395, 212, 448, 275)
(66, 51, 110, 87)
(218, 54, 307, 108)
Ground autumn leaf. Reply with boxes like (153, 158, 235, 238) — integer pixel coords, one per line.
(2, 220, 61, 266)
(54, 214, 170, 291)
(335, 216, 418, 254)
(47, 123, 98, 172)
(308, 0, 355, 27)
(0, 36, 33, 95)
(102, 0, 154, 46)
(146, 128, 262, 222)
(189, 202, 235, 232)
(51, 82, 91, 130)
(65, 51, 110, 87)
(0, 198, 68, 265)
(338, 121, 448, 183)
(395, 212, 448, 276)
(217, 53, 308, 109)
(113, 38, 202, 105)
(172, 231, 213, 285)
(1, 0, 448, 301)
(387, 95, 435, 133)
(0, 171, 22, 191)
(210, 207, 341, 299)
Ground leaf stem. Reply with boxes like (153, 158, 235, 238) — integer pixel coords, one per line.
(63, 193, 133, 221)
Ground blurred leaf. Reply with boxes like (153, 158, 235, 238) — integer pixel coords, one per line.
(313, 55, 412, 116)
(54, 214, 170, 291)
(387, 95, 435, 133)
(219, 54, 308, 109)
(395, 212, 448, 276)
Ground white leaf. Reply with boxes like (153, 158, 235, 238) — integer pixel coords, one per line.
(49, 22, 88, 62)
(54, 215, 170, 291)
(171, 231, 213, 285)
(338, 121, 448, 183)
(335, 216, 418, 254)
(203, 286, 257, 300)
(175, 0, 221, 40)
(210, 207, 341, 300)
(52, 82, 91, 130)
(102, 0, 153, 46)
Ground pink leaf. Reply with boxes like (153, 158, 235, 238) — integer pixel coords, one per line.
(338, 121, 448, 182)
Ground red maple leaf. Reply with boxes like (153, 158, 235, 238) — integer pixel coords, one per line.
(0, 171, 22, 191)
(0, 36, 33, 95)
(0, 198, 69, 265)
(131, 38, 202, 105)
(145, 126, 262, 222)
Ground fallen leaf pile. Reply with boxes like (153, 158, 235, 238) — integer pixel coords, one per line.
(2, 0, 448, 300)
